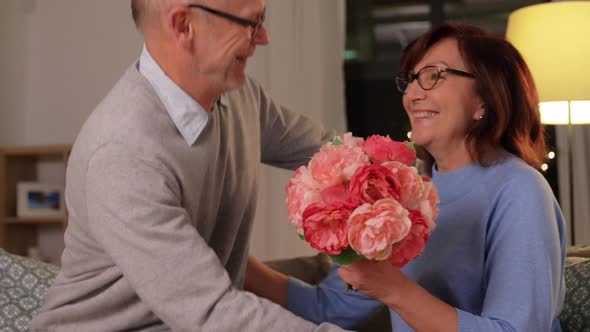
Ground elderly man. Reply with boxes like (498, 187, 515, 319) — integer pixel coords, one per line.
(32, 1, 347, 331)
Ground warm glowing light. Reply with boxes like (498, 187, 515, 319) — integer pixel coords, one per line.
(541, 163, 549, 172)
(506, 2, 590, 125)
(539, 101, 590, 125)
(539, 102, 569, 125)
(571, 101, 590, 124)
(548, 151, 555, 160)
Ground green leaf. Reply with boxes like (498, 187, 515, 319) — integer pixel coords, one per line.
(330, 248, 364, 265)
(344, 283, 354, 292)
(299, 233, 306, 241)
(405, 141, 418, 167)
(332, 137, 343, 146)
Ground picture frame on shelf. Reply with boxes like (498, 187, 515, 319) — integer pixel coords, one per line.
(17, 182, 65, 218)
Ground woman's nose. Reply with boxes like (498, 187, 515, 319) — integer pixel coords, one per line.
(404, 80, 426, 101)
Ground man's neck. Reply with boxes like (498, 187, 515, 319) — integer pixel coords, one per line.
(146, 42, 220, 111)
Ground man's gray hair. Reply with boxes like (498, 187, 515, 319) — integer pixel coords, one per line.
(131, 0, 145, 28)
(131, 0, 184, 30)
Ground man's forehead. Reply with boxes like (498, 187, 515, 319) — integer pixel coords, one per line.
(219, 0, 265, 13)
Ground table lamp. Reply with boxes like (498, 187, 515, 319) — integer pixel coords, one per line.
(506, 1, 590, 245)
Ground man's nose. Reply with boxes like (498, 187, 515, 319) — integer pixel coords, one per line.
(253, 25, 270, 45)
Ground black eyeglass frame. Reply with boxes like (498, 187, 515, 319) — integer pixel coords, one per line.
(395, 65, 475, 94)
(187, 4, 265, 40)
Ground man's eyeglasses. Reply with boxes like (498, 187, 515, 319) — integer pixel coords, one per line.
(187, 4, 265, 40)
(395, 65, 475, 94)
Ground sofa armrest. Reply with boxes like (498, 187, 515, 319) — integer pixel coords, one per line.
(566, 244, 590, 258)
(265, 253, 332, 285)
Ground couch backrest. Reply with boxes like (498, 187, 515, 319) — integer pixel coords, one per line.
(0, 249, 58, 331)
(561, 258, 590, 331)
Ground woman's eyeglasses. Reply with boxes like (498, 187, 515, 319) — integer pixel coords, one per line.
(395, 65, 475, 94)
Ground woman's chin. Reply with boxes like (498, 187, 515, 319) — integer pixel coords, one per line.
(409, 135, 430, 148)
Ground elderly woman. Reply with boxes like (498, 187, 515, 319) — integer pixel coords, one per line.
(246, 23, 566, 332)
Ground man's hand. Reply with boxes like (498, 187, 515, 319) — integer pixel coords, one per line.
(244, 255, 289, 307)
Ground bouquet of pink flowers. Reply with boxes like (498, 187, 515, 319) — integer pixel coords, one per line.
(286, 133, 439, 267)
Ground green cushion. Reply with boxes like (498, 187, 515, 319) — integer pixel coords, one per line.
(0, 249, 58, 331)
(561, 258, 590, 332)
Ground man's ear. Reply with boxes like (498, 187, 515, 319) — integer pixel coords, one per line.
(166, 7, 194, 49)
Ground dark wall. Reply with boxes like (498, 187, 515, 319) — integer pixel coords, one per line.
(344, 60, 410, 142)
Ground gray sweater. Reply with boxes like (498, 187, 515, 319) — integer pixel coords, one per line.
(32, 64, 347, 332)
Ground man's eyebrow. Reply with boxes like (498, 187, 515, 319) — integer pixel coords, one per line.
(254, 7, 266, 19)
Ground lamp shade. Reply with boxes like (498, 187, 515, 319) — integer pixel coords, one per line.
(506, 2, 590, 124)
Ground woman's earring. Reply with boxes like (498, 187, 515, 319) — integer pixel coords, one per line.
(478, 112, 485, 120)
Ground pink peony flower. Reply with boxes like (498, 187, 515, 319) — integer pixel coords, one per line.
(320, 183, 353, 205)
(286, 166, 322, 234)
(417, 178, 439, 231)
(302, 201, 354, 255)
(389, 210, 430, 267)
(338, 132, 366, 149)
(348, 198, 412, 260)
(321, 132, 365, 151)
(349, 164, 401, 204)
(362, 135, 416, 165)
(382, 161, 425, 210)
(309, 144, 369, 188)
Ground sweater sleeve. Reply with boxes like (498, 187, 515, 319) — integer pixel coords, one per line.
(457, 170, 565, 331)
(288, 265, 385, 330)
(253, 78, 338, 170)
(85, 143, 348, 332)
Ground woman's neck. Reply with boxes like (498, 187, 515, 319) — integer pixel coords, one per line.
(429, 142, 474, 173)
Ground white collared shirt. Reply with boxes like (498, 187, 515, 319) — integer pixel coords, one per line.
(138, 45, 209, 145)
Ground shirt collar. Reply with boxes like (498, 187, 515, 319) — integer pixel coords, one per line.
(138, 45, 209, 145)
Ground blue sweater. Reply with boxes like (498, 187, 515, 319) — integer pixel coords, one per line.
(288, 155, 566, 331)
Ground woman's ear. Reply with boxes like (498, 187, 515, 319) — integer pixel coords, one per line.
(473, 100, 486, 121)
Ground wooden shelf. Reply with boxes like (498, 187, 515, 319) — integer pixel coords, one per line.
(1, 144, 71, 157)
(5, 217, 66, 225)
(0, 144, 72, 257)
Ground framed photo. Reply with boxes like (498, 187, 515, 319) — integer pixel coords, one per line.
(17, 182, 65, 218)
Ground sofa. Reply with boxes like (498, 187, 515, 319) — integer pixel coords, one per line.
(1, 247, 589, 332)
